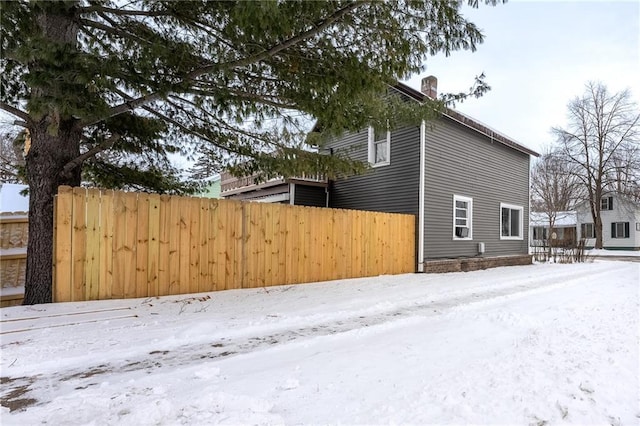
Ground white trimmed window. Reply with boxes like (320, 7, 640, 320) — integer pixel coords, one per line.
(453, 195, 472, 240)
(580, 223, 595, 239)
(368, 126, 390, 166)
(601, 196, 613, 211)
(500, 203, 523, 240)
(611, 222, 630, 238)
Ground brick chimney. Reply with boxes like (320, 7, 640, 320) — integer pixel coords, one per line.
(421, 75, 438, 99)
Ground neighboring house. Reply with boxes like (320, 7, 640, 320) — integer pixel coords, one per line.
(200, 175, 222, 199)
(220, 171, 328, 207)
(221, 76, 539, 272)
(529, 211, 577, 248)
(0, 183, 29, 307)
(576, 193, 640, 250)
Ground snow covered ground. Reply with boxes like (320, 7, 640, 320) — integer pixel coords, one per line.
(587, 249, 640, 257)
(1, 261, 638, 425)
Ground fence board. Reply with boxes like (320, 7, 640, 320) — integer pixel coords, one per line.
(157, 195, 171, 296)
(198, 198, 210, 293)
(188, 197, 201, 295)
(72, 187, 87, 301)
(233, 201, 243, 289)
(99, 189, 113, 300)
(85, 188, 101, 300)
(53, 186, 415, 302)
(135, 192, 149, 298)
(54, 187, 73, 302)
(147, 193, 160, 297)
(168, 196, 181, 295)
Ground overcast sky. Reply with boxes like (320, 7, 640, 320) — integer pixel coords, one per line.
(404, 0, 640, 155)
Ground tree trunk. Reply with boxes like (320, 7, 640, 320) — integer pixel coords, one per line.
(23, 124, 82, 305)
(594, 213, 603, 249)
(23, 2, 82, 305)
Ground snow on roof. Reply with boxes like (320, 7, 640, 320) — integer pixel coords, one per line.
(530, 211, 576, 227)
(0, 183, 29, 213)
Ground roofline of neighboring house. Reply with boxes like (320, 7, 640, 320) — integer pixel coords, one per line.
(221, 176, 327, 197)
(574, 192, 640, 210)
(391, 82, 540, 158)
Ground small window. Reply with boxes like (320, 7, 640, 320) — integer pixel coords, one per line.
(368, 126, 390, 167)
(601, 196, 614, 211)
(453, 195, 472, 240)
(581, 223, 595, 239)
(611, 222, 630, 238)
(500, 203, 523, 240)
(637, 222, 640, 232)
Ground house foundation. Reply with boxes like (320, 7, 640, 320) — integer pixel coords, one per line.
(423, 255, 533, 273)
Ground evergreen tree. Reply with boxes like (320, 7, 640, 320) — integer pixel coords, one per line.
(1, 0, 497, 304)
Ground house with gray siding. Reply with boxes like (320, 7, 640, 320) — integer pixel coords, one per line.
(220, 76, 539, 272)
(326, 77, 539, 272)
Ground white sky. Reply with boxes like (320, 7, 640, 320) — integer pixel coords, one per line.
(404, 0, 640, 155)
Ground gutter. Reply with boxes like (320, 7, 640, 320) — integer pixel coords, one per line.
(418, 120, 426, 272)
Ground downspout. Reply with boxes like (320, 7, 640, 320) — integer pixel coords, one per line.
(418, 120, 426, 272)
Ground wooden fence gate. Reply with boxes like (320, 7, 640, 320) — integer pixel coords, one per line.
(54, 186, 415, 302)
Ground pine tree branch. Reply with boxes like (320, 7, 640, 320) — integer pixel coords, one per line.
(82, 1, 366, 128)
(0, 102, 31, 125)
(61, 133, 120, 178)
(218, 1, 365, 70)
(81, 5, 171, 17)
(81, 92, 163, 127)
(79, 18, 154, 47)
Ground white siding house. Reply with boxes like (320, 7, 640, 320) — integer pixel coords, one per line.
(576, 194, 640, 250)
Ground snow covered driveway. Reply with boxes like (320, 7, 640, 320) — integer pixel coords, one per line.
(1, 261, 639, 425)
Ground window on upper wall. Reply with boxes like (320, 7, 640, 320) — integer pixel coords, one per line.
(611, 222, 630, 238)
(601, 196, 614, 211)
(500, 203, 523, 240)
(453, 195, 472, 240)
(581, 223, 595, 239)
(368, 126, 390, 167)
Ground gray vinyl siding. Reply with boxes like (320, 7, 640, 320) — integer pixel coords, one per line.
(328, 125, 421, 216)
(293, 184, 327, 207)
(423, 117, 531, 259)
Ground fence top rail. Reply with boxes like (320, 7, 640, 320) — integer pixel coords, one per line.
(56, 186, 417, 219)
(0, 212, 28, 223)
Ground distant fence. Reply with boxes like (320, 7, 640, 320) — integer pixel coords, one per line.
(0, 213, 28, 307)
(54, 186, 415, 302)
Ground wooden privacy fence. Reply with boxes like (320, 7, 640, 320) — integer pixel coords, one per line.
(54, 186, 415, 302)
